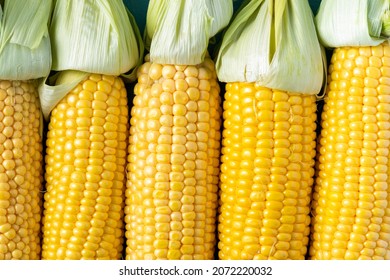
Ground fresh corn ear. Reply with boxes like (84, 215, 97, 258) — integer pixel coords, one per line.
(125, 0, 231, 260)
(39, 0, 140, 259)
(216, 0, 324, 259)
(309, 0, 390, 260)
(0, 80, 43, 260)
(42, 74, 128, 259)
(0, 0, 51, 260)
(125, 55, 221, 260)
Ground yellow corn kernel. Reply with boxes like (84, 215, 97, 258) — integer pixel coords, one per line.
(0, 80, 43, 260)
(310, 42, 390, 260)
(125, 57, 221, 260)
(42, 74, 128, 260)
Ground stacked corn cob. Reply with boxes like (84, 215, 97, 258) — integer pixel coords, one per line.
(215, 0, 324, 259)
(124, 0, 232, 260)
(310, 42, 390, 260)
(0, 1, 52, 260)
(39, 0, 140, 259)
(309, 0, 390, 259)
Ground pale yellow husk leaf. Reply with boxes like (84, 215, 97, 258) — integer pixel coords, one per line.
(0, 0, 52, 80)
(145, 0, 233, 65)
(216, 0, 325, 95)
(49, 0, 139, 75)
(316, 0, 389, 47)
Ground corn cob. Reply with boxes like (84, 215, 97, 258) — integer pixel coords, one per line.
(125, 55, 222, 260)
(0, 80, 43, 260)
(310, 42, 390, 260)
(218, 83, 317, 260)
(42, 74, 128, 260)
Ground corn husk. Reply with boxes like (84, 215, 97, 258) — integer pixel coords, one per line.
(39, 0, 142, 120)
(50, 0, 140, 75)
(216, 0, 325, 95)
(145, 0, 233, 65)
(316, 0, 389, 48)
(0, 0, 52, 80)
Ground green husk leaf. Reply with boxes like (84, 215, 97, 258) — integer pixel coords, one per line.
(216, 0, 325, 95)
(316, 0, 389, 47)
(146, 0, 233, 65)
(382, 8, 390, 37)
(205, 0, 233, 38)
(50, 0, 139, 75)
(0, 0, 52, 80)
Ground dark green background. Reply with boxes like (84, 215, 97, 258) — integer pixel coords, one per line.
(124, 0, 322, 36)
